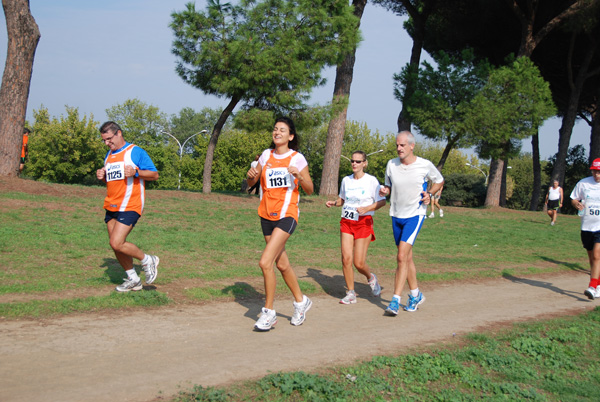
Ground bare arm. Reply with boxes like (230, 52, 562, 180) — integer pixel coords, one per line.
(356, 199, 386, 215)
(246, 163, 262, 187)
(290, 166, 314, 195)
(326, 197, 344, 208)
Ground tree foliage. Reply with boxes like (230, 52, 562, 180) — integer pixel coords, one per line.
(398, 49, 490, 169)
(26, 107, 104, 185)
(467, 57, 556, 156)
(170, 0, 360, 193)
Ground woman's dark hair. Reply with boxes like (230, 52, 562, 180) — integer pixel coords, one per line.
(270, 116, 299, 151)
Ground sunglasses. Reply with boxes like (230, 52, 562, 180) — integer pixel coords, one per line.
(350, 160, 365, 164)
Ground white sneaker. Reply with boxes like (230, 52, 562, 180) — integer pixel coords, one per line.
(429, 212, 435, 218)
(339, 290, 357, 304)
(584, 286, 597, 300)
(439, 209, 444, 217)
(115, 277, 142, 292)
(368, 274, 382, 297)
(291, 296, 312, 326)
(254, 307, 277, 331)
(142, 255, 159, 284)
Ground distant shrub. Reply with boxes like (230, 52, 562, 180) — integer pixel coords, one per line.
(442, 173, 486, 208)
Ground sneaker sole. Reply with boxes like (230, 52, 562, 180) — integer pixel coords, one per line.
(584, 289, 596, 300)
(339, 298, 357, 305)
(145, 256, 159, 285)
(405, 296, 425, 312)
(254, 319, 277, 331)
(115, 285, 143, 292)
(291, 299, 312, 326)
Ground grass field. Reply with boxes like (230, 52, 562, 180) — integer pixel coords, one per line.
(0, 179, 589, 318)
(174, 307, 600, 401)
(1, 178, 598, 401)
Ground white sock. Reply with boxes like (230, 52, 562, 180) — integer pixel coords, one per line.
(392, 294, 401, 301)
(126, 269, 140, 281)
(410, 288, 420, 297)
(141, 254, 150, 265)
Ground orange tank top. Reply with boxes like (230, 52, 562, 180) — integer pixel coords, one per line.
(103, 144, 146, 215)
(258, 150, 301, 221)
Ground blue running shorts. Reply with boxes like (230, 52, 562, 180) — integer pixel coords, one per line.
(391, 215, 425, 246)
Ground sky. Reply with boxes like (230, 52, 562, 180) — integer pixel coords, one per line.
(0, 0, 591, 160)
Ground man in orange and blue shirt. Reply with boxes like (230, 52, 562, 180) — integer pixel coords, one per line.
(96, 121, 160, 292)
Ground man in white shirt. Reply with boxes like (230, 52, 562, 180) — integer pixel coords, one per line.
(379, 131, 444, 315)
(571, 158, 600, 300)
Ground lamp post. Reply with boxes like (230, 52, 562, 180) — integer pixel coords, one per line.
(466, 162, 488, 185)
(162, 129, 208, 190)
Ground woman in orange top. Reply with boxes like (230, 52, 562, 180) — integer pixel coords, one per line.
(246, 117, 314, 331)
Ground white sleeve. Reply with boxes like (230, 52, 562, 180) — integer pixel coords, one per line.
(258, 149, 271, 167)
(339, 176, 347, 199)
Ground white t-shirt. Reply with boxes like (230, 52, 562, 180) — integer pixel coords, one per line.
(570, 176, 600, 231)
(258, 149, 308, 172)
(548, 186, 561, 201)
(339, 173, 386, 217)
(384, 156, 444, 219)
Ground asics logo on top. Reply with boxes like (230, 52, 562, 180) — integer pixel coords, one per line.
(268, 169, 287, 177)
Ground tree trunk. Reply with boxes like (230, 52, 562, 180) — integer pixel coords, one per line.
(590, 85, 600, 163)
(551, 38, 596, 185)
(0, 0, 40, 176)
(202, 96, 239, 194)
(529, 131, 542, 210)
(500, 161, 508, 207)
(319, 0, 366, 196)
(484, 158, 504, 207)
(397, 0, 436, 132)
(435, 132, 459, 171)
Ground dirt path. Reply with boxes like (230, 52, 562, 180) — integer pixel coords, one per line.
(0, 272, 596, 402)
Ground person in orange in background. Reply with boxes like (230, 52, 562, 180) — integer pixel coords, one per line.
(19, 128, 30, 174)
(246, 117, 314, 331)
(96, 121, 160, 292)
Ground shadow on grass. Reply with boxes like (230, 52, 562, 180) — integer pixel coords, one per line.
(306, 268, 387, 308)
(100, 259, 157, 291)
(221, 282, 264, 320)
(537, 256, 588, 273)
(502, 273, 588, 301)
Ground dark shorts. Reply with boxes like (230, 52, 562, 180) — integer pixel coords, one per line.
(581, 231, 600, 251)
(547, 199, 560, 210)
(20, 157, 26, 164)
(340, 215, 376, 241)
(261, 217, 297, 236)
(104, 210, 141, 227)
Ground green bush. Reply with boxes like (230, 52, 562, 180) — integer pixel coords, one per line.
(442, 173, 486, 207)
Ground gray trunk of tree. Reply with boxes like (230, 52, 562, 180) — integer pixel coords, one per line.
(529, 130, 542, 210)
(0, 0, 40, 176)
(202, 96, 239, 194)
(319, 0, 366, 196)
(484, 158, 504, 207)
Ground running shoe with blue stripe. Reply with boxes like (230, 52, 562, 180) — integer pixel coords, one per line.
(404, 291, 425, 312)
(385, 297, 400, 315)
